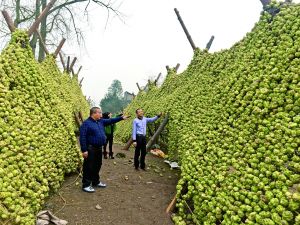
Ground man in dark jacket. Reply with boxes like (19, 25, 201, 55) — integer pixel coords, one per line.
(80, 107, 128, 193)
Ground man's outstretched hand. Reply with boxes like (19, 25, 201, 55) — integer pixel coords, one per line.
(122, 115, 131, 120)
(157, 112, 163, 117)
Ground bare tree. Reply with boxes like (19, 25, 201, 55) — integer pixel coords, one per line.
(0, 0, 123, 61)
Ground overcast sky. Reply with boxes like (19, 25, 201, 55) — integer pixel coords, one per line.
(55, 0, 298, 104)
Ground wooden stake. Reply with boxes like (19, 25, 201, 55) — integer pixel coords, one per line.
(174, 8, 196, 51)
(136, 83, 141, 91)
(166, 65, 170, 72)
(69, 57, 77, 72)
(54, 38, 66, 57)
(59, 52, 66, 71)
(260, 0, 271, 7)
(66, 56, 70, 72)
(146, 113, 169, 150)
(79, 77, 84, 86)
(205, 35, 215, 50)
(77, 66, 83, 76)
(166, 195, 177, 214)
(36, 30, 49, 55)
(154, 73, 162, 86)
(175, 63, 180, 73)
(122, 138, 133, 151)
(2, 10, 16, 32)
(28, 0, 58, 36)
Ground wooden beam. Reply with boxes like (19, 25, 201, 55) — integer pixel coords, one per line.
(205, 35, 215, 50)
(260, 0, 271, 7)
(174, 8, 196, 51)
(77, 66, 83, 76)
(28, 0, 58, 36)
(69, 57, 77, 72)
(166, 195, 177, 214)
(136, 83, 141, 91)
(59, 52, 66, 71)
(36, 30, 49, 55)
(146, 113, 169, 150)
(175, 63, 180, 73)
(154, 73, 162, 86)
(66, 56, 70, 72)
(54, 38, 66, 57)
(2, 10, 16, 33)
(122, 138, 133, 151)
(79, 77, 84, 86)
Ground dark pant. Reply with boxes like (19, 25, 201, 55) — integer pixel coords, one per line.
(82, 145, 102, 188)
(134, 135, 147, 169)
(103, 134, 113, 156)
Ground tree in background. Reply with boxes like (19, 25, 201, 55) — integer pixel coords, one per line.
(0, 0, 123, 61)
(100, 80, 132, 114)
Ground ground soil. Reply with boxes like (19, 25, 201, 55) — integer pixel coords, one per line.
(44, 145, 179, 225)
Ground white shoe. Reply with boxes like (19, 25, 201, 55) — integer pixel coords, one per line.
(82, 186, 95, 193)
(96, 182, 107, 188)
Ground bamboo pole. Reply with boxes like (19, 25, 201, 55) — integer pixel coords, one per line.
(146, 113, 169, 150)
(79, 77, 84, 86)
(36, 30, 49, 55)
(154, 73, 162, 86)
(2, 10, 16, 32)
(28, 0, 58, 36)
(54, 38, 66, 57)
(174, 8, 196, 51)
(59, 52, 66, 71)
(205, 35, 215, 50)
(77, 66, 83, 76)
(136, 83, 141, 91)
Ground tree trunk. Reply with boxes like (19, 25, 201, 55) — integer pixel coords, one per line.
(38, 0, 47, 62)
(15, 0, 21, 27)
(30, 0, 41, 56)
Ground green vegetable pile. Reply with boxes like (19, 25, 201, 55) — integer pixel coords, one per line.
(116, 1, 300, 224)
(0, 30, 89, 224)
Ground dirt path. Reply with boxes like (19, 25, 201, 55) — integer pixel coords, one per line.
(44, 145, 179, 225)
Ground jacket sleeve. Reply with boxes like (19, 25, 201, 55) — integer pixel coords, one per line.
(102, 117, 123, 126)
(132, 120, 137, 141)
(79, 122, 88, 152)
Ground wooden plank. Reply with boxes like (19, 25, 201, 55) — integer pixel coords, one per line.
(2, 10, 16, 32)
(174, 8, 196, 50)
(54, 38, 66, 57)
(28, 0, 58, 36)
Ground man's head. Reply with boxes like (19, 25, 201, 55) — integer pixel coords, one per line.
(136, 108, 144, 118)
(90, 107, 102, 120)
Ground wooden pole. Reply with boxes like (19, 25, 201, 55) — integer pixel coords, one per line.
(146, 113, 169, 151)
(136, 83, 141, 91)
(175, 63, 180, 73)
(260, 0, 271, 7)
(205, 35, 215, 50)
(122, 137, 133, 151)
(28, 0, 58, 36)
(54, 38, 66, 57)
(69, 57, 77, 72)
(36, 30, 49, 55)
(2, 10, 16, 33)
(174, 8, 196, 51)
(59, 52, 66, 71)
(166, 65, 170, 72)
(79, 77, 84, 86)
(154, 73, 162, 86)
(166, 195, 177, 214)
(77, 66, 83, 76)
(66, 56, 70, 73)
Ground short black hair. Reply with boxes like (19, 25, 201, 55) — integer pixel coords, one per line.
(136, 108, 142, 114)
(90, 107, 101, 116)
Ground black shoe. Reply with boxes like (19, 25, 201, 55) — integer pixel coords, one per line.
(109, 153, 114, 159)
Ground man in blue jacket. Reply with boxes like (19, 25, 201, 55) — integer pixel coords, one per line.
(80, 107, 128, 193)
